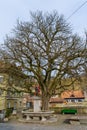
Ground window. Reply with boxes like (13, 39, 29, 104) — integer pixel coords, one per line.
(0, 76, 4, 83)
(0, 89, 3, 95)
(7, 102, 11, 108)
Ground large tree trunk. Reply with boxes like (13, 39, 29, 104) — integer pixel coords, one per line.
(41, 93, 50, 111)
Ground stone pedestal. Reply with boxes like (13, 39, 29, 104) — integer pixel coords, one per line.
(26, 115, 31, 120)
(33, 96, 41, 112)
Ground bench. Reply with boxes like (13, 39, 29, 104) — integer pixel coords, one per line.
(70, 116, 87, 124)
(61, 109, 77, 114)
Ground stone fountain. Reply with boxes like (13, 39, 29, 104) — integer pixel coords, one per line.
(21, 96, 55, 122)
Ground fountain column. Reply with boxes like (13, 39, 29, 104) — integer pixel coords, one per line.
(33, 96, 41, 112)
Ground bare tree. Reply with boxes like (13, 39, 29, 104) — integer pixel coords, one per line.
(0, 11, 86, 110)
(79, 32, 87, 93)
(0, 61, 34, 95)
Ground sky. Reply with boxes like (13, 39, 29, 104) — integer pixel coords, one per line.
(0, 0, 87, 43)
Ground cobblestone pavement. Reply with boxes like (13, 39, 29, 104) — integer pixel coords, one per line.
(0, 114, 87, 130)
(0, 123, 87, 130)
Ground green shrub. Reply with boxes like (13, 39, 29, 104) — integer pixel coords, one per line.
(5, 108, 13, 117)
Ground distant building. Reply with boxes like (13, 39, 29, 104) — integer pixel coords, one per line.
(49, 96, 64, 107)
(61, 90, 85, 103)
(0, 61, 24, 115)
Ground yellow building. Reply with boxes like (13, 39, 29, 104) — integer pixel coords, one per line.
(0, 62, 23, 116)
(0, 74, 7, 111)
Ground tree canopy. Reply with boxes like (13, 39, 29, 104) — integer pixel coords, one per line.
(0, 11, 86, 110)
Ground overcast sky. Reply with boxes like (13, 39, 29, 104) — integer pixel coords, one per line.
(0, 0, 87, 43)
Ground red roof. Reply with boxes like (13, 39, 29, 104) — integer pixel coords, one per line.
(61, 90, 84, 99)
(49, 97, 64, 103)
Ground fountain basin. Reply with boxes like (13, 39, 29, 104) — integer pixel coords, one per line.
(22, 110, 54, 121)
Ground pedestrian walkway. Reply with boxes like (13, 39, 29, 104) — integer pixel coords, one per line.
(0, 122, 87, 130)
